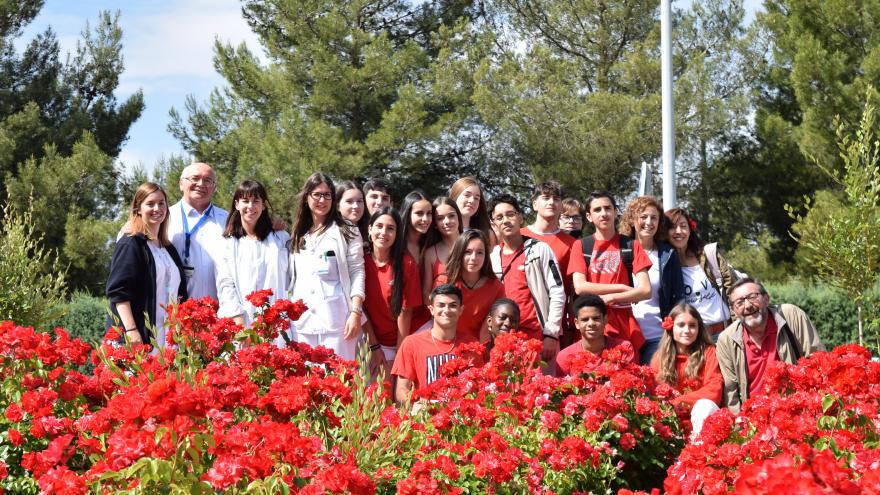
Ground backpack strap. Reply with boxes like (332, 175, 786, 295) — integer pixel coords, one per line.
(580, 235, 595, 268)
(581, 234, 635, 286)
(619, 234, 635, 286)
(702, 242, 724, 294)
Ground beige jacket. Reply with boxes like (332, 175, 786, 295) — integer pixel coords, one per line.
(716, 304, 825, 413)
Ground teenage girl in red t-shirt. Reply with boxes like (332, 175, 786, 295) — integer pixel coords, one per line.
(362, 208, 423, 382)
(651, 303, 723, 440)
(434, 230, 506, 342)
(399, 191, 435, 332)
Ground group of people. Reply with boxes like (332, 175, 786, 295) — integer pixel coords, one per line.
(106, 163, 826, 436)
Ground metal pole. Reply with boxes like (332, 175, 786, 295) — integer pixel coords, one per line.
(661, 0, 677, 209)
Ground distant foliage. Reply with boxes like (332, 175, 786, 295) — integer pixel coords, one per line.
(766, 283, 864, 350)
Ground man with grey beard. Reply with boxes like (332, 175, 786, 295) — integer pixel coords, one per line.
(715, 278, 825, 413)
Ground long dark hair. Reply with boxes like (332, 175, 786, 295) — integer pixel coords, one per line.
(664, 207, 705, 257)
(443, 229, 495, 285)
(398, 190, 433, 260)
(655, 303, 713, 387)
(423, 196, 463, 249)
(223, 180, 274, 240)
(291, 172, 355, 252)
(368, 207, 407, 317)
(336, 180, 368, 240)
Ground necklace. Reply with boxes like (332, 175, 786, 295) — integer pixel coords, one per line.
(461, 275, 482, 290)
(431, 331, 456, 354)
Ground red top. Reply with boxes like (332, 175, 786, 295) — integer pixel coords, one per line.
(651, 346, 723, 407)
(391, 329, 480, 390)
(744, 317, 779, 398)
(434, 274, 506, 341)
(554, 334, 633, 377)
(567, 234, 651, 350)
(431, 244, 446, 284)
(363, 252, 423, 347)
(499, 243, 541, 340)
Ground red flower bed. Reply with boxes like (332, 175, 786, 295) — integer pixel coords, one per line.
(664, 344, 880, 494)
(3, 292, 875, 494)
(0, 293, 686, 494)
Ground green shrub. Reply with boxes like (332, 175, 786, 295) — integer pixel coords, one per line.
(766, 282, 866, 349)
(0, 203, 67, 328)
(49, 292, 108, 345)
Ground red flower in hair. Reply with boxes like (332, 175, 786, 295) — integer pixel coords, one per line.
(661, 316, 674, 332)
(688, 218, 698, 231)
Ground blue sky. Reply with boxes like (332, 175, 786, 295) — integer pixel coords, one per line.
(20, 0, 261, 172)
(19, 0, 762, 173)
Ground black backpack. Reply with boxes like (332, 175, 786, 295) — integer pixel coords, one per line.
(580, 234, 636, 286)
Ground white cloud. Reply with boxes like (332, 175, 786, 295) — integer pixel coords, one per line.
(120, 0, 262, 81)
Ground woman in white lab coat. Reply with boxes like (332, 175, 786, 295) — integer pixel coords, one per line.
(288, 172, 366, 360)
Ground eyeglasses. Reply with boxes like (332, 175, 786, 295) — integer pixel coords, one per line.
(492, 211, 519, 223)
(183, 175, 216, 186)
(309, 192, 333, 201)
(560, 214, 582, 223)
(731, 292, 763, 310)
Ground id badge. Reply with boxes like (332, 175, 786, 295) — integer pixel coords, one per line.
(183, 265, 195, 279)
(315, 255, 331, 275)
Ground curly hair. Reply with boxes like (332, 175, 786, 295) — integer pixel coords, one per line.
(619, 196, 668, 244)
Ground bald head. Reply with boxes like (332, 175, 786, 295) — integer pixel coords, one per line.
(179, 162, 217, 212)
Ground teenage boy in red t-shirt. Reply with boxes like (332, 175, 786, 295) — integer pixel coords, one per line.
(567, 191, 651, 352)
(521, 181, 577, 347)
(555, 294, 636, 377)
(392, 284, 480, 404)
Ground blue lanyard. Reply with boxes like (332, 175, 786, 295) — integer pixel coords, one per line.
(180, 203, 213, 262)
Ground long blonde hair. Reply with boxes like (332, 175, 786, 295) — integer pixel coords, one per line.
(655, 303, 713, 386)
(128, 182, 170, 246)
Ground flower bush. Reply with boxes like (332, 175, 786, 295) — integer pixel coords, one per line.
(1, 292, 688, 494)
(664, 344, 880, 494)
(4, 291, 876, 494)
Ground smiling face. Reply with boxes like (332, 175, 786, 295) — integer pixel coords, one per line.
(487, 303, 519, 337)
(667, 214, 691, 251)
(365, 189, 391, 215)
(456, 185, 482, 220)
(435, 203, 460, 238)
(574, 305, 607, 343)
(235, 195, 265, 227)
(586, 196, 616, 235)
(730, 282, 770, 331)
(178, 162, 216, 211)
(532, 192, 561, 222)
(410, 199, 433, 235)
(338, 188, 364, 223)
(672, 310, 700, 354)
(307, 182, 333, 221)
(138, 190, 167, 233)
(637, 206, 660, 243)
(430, 293, 462, 331)
(369, 214, 397, 252)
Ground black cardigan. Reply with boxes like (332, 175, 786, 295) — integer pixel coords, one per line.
(106, 233, 188, 345)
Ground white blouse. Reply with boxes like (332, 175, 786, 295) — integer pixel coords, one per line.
(147, 242, 181, 349)
(216, 231, 291, 326)
(632, 249, 663, 341)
